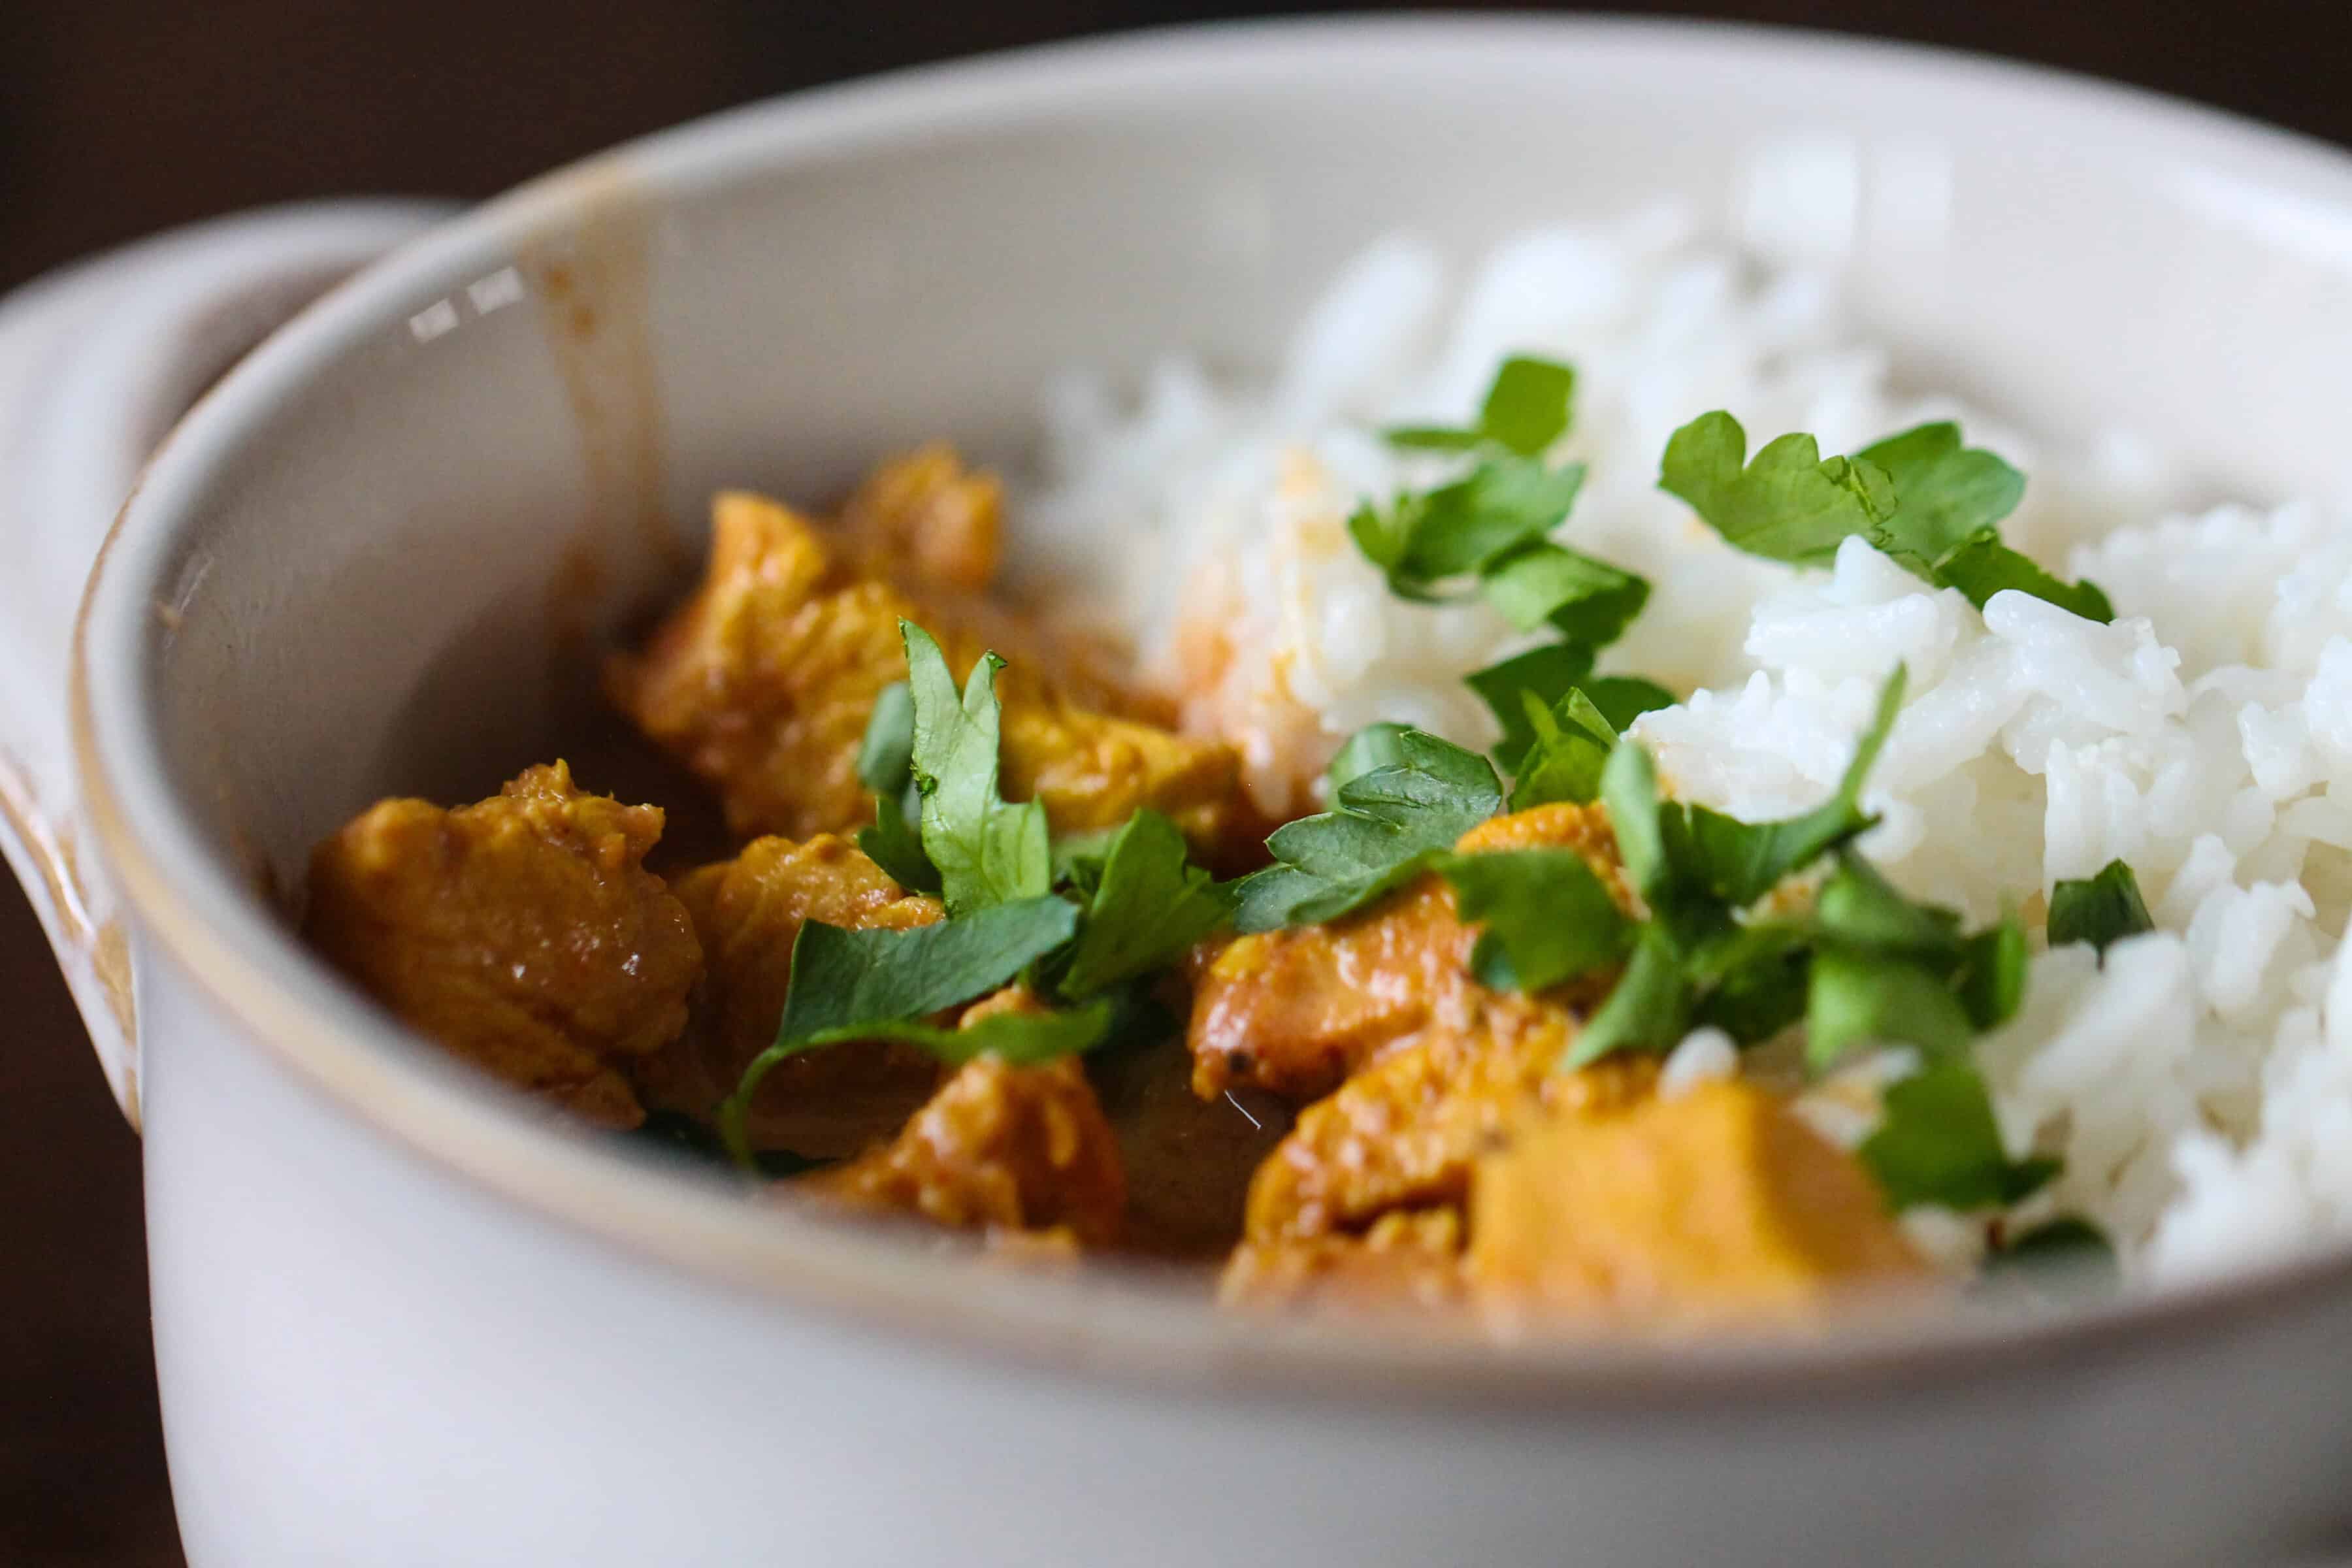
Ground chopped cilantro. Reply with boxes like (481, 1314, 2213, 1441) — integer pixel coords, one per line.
(1580, 676, 1676, 733)
(1857, 1057, 2059, 1212)
(1659, 411, 1892, 565)
(1957, 913, 2029, 1031)
(853, 680, 939, 892)
(1661, 664, 1905, 909)
(1858, 423, 2114, 621)
(1383, 354, 1576, 458)
(1507, 689, 1616, 811)
(717, 896, 1083, 1164)
(1806, 946, 1979, 1070)
(2048, 859, 2154, 955)
(770, 897, 1078, 1041)
(1055, 809, 1234, 998)
(1441, 847, 1632, 992)
(1478, 540, 1652, 644)
(1564, 926, 1692, 1066)
(1661, 413, 2112, 621)
(1853, 422, 2025, 561)
(1350, 455, 1590, 596)
(1686, 922, 1812, 1044)
(1233, 728, 1503, 932)
(1326, 721, 1416, 797)
(901, 622, 1050, 915)
(1562, 666, 1910, 1071)
(1047, 825, 1124, 895)
(1467, 644, 1596, 770)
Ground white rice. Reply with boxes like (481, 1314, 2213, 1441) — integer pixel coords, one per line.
(1015, 208, 2352, 1289)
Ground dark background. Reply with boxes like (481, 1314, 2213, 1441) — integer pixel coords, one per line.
(1, 3, 2345, 1563)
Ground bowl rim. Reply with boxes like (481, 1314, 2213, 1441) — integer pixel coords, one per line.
(73, 11, 2352, 1409)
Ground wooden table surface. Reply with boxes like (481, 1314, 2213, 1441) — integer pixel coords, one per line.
(2, 2, 2344, 1562)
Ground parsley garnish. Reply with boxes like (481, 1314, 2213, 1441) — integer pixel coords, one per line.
(1561, 666, 1908, 1066)
(1857, 1057, 2059, 1212)
(902, 622, 1050, 915)
(1233, 727, 1503, 932)
(1660, 413, 2113, 621)
(1054, 809, 1234, 998)
(1440, 847, 1633, 992)
(1384, 354, 1576, 456)
(1352, 357, 1651, 645)
(2048, 859, 2153, 955)
(721, 628, 1233, 1167)
(1324, 721, 1415, 797)
(1507, 688, 1616, 811)
(853, 680, 939, 892)
(717, 896, 1083, 1162)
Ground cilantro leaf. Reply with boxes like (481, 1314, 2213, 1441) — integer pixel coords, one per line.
(2048, 859, 2154, 955)
(1854, 422, 2112, 621)
(1326, 721, 1416, 797)
(1806, 947, 1979, 1071)
(1508, 688, 1616, 810)
(1478, 540, 1652, 644)
(1665, 414, 2113, 621)
(902, 621, 1050, 915)
(1383, 355, 1576, 457)
(1858, 1058, 2059, 1212)
(717, 896, 1082, 1163)
(1387, 456, 1590, 589)
(1660, 664, 1905, 908)
(1048, 825, 1124, 896)
(1563, 925, 1692, 1067)
(1233, 729, 1503, 932)
(1814, 851, 1963, 959)
(1686, 922, 1812, 1044)
(1056, 810, 1233, 998)
(1854, 422, 2025, 559)
(858, 787, 938, 894)
(1580, 676, 1675, 733)
(1380, 426, 1488, 453)
(1599, 734, 1671, 907)
(1476, 355, 1577, 455)
(770, 896, 1078, 1042)
(1441, 847, 1632, 992)
(1659, 411, 1894, 564)
(1467, 644, 1596, 770)
(855, 680, 917, 795)
(1957, 913, 2028, 1031)
(1927, 536, 2114, 622)
(851, 681, 940, 892)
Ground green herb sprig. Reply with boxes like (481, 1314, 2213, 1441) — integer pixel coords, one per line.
(1660, 413, 2114, 621)
(718, 623, 1232, 1166)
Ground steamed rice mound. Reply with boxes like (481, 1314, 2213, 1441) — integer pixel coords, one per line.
(1017, 205, 2352, 1287)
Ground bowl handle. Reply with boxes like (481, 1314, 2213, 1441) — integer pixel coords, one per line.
(0, 200, 455, 1128)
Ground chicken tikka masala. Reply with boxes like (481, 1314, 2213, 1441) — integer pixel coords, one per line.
(307, 397, 2108, 1335)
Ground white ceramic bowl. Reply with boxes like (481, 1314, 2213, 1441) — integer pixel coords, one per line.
(8, 18, 2352, 1566)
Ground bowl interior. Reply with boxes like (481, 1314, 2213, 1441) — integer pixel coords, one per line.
(83, 18, 2352, 1358)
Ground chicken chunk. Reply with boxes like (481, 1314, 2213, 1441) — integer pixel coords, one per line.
(837, 443, 1001, 595)
(805, 1048, 1127, 1247)
(1243, 1000, 1656, 1243)
(606, 484, 1249, 857)
(304, 761, 702, 1128)
(1188, 802, 1630, 1102)
(1468, 1079, 1931, 1331)
(638, 834, 945, 1158)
